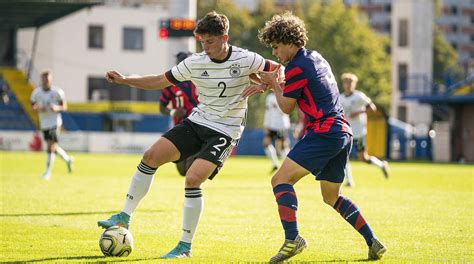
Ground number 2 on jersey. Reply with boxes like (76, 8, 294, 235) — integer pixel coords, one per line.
(218, 82, 227, 98)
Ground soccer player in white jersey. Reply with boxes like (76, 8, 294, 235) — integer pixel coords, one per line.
(30, 70, 73, 180)
(340, 72, 389, 186)
(97, 11, 278, 258)
(263, 91, 291, 172)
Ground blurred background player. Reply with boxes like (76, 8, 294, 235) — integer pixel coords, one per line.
(0, 73, 10, 104)
(340, 72, 389, 186)
(159, 51, 199, 176)
(293, 108, 309, 140)
(30, 70, 73, 180)
(263, 90, 290, 172)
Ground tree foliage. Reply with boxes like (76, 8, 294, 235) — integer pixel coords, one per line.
(432, 3, 462, 86)
(196, 0, 391, 127)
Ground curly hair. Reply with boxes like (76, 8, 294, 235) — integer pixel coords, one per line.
(258, 12, 308, 48)
(194, 11, 229, 36)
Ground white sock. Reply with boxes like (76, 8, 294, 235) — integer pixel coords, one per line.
(345, 162, 355, 186)
(181, 188, 203, 243)
(368, 156, 384, 169)
(45, 151, 55, 174)
(264, 145, 279, 167)
(122, 162, 156, 216)
(55, 146, 70, 162)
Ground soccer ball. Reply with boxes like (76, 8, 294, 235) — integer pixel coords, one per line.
(99, 226, 134, 257)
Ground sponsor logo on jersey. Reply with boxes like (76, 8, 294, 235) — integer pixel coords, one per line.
(229, 64, 241, 77)
(201, 70, 209, 77)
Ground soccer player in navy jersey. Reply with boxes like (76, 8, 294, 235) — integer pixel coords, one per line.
(159, 52, 199, 176)
(256, 12, 387, 262)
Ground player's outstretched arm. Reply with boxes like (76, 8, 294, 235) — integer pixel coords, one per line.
(105, 70, 172, 90)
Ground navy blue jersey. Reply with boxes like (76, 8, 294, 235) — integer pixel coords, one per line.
(160, 81, 199, 125)
(283, 48, 351, 136)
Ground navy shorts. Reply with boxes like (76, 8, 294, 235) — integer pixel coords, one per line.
(287, 130, 352, 183)
(353, 136, 367, 152)
(42, 127, 59, 142)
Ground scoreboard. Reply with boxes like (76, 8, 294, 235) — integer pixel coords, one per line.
(159, 18, 196, 38)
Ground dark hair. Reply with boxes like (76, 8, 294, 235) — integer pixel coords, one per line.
(258, 11, 307, 48)
(194, 11, 229, 36)
(176, 51, 192, 63)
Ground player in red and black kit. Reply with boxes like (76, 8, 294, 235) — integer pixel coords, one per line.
(257, 12, 387, 263)
(159, 52, 199, 176)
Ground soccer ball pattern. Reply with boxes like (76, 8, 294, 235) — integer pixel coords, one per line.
(99, 226, 134, 257)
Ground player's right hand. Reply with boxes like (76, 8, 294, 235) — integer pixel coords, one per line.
(105, 71, 125, 84)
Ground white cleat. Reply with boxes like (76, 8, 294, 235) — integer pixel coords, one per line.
(42, 172, 51, 180)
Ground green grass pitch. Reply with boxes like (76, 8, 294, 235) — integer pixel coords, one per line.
(0, 151, 472, 263)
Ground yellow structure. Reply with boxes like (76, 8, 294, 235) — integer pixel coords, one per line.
(0, 67, 39, 129)
(367, 109, 388, 158)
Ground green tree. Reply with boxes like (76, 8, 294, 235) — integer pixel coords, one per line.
(432, 3, 462, 86)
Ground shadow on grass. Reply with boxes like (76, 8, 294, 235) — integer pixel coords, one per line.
(0, 209, 164, 217)
(274, 259, 371, 263)
(2, 255, 165, 263)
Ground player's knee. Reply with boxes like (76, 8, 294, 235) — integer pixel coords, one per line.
(184, 173, 204, 188)
(271, 174, 289, 187)
(142, 147, 162, 167)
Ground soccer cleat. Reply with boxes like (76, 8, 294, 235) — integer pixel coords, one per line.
(42, 172, 51, 180)
(368, 238, 387, 260)
(381, 161, 390, 178)
(344, 181, 355, 187)
(269, 235, 307, 263)
(67, 158, 74, 173)
(271, 166, 278, 173)
(161, 241, 192, 259)
(97, 212, 130, 229)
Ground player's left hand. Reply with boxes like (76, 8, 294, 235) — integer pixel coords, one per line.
(50, 104, 62, 112)
(259, 65, 283, 87)
(350, 111, 360, 118)
(172, 107, 186, 118)
(241, 84, 268, 98)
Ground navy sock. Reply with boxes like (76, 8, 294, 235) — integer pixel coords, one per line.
(273, 184, 298, 240)
(333, 196, 375, 246)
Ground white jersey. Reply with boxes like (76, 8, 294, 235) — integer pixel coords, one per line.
(340, 90, 371, 137)
(30, 86, 66, 130)
(264, 92, 290, 131)
(169, 46, 266, 139)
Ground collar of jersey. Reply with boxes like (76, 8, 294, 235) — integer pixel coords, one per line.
(210, 45, 233, 64)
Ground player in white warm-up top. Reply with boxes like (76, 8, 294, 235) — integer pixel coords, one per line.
(30, 70, 73, 180)
(97, 11, 277, 259)
(339, 72, 389, 186)
(263, 91, 291, 172)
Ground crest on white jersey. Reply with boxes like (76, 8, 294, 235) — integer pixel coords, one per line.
(229, 64, 241, 77)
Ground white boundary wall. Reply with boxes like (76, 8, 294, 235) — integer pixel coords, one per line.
(0, 131, 161, 153)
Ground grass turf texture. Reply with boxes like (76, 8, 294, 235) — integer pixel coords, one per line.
(0, 151, 472, 263)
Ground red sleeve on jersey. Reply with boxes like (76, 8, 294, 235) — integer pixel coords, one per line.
(160, 87, 171, 104)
